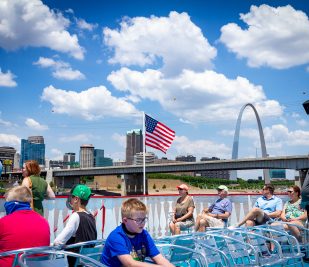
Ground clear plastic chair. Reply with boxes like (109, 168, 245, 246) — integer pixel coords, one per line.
(199, 232, 260, 267)
(228, 229, 286, 267)
(0, 246, 52, 267)
(18, 248, 106, 267)
(156, 243, 207, 266)
(156, 232, 231, 266)
(252, 226, 304, 267)
(64, 239, 105, 266)
(267, 221, 309, 260)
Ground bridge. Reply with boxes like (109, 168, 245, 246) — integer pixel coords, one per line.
(49, 155, 309, 195)
(53, 155, 309, 176)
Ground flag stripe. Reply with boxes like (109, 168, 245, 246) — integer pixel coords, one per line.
(145, 114, 175, 154)
(145, 140, 167, 153)
(146, 134, 170, 149)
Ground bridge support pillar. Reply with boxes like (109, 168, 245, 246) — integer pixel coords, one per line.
(123, 174, 148, 195)
(299, 169, 308, 188)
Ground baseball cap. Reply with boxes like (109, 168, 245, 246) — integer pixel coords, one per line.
(217, 185, 228, 192)
(72, 184, 92, 200)
(176, 184, 189, 191)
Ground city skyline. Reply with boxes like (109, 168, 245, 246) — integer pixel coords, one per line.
(1, 0, 309, 179)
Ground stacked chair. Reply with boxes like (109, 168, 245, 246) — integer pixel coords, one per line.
(0, 240, 106, 267)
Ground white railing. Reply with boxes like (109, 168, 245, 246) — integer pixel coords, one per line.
(0, 194, 288, 242)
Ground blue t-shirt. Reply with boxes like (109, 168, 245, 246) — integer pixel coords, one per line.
(209, 198, 232, 221)
(254, 195, 283, 214)
(100, 224, 160, 267)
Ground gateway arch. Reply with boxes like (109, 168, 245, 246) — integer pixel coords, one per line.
(230, 103, 270, 183)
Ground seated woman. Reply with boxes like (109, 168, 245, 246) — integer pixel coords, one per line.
(169, 184, 195, 235)
(272, 185, 307, 241)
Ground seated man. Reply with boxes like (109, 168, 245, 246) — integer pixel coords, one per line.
(235, 184, 282, 227)
(0, 186, 50, 267)
(195, 185, 232, 231)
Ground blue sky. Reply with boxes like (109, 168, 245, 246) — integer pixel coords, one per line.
(1, 0, 309, 179)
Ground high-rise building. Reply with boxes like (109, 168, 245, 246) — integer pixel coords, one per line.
(94, 149, 113, 167)
(134, 152, 156, 165)
(79, 144, 94, 168)
(199, 157, 230, 179)
(126, 129, 143, 165)
(176, 155, 196, 162)
(20, 136, 45, 168)
(269, 169, 286, 179)
(14, 152, 20, 170)
(63, 152, 76, 169)
(0, 146, 16, 173)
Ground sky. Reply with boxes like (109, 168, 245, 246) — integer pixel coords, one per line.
(1, 0, 309, 179)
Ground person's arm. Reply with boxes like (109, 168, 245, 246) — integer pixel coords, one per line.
(176, 206, 194, 222)
(118, 254, 174, 267)
(22, 177, 30, 188)
(291, 209, 307, 222)
(268, 209, 282, 218)
(53, 212, 79, 246)
(217, 211, 230, 220)
(152, 254, 175, 267)
(269, 197, 283, 218)
(280, 204, 287, 221)
(46, 183, 55, 199)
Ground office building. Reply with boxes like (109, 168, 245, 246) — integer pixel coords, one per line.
(94, 149, 113, 167)
(63, 152, 76, 169)
(79, 144, 94, 168)
(126, 129, 143, 165)
(0, 146, 16, 173)
(269, 169, 286, 179)
(20, 136, 45, 168)
(175, 155, 196, 162)
(49, 160, 64, 169)
(198, 156, 230, 179)
(134, 152, 156, 165)
(14, 152, 20, 170)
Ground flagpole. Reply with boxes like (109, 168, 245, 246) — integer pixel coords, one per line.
(142, 111, 146, 195)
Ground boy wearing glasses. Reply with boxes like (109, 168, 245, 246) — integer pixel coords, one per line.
(101, 198, 174, 267)
(234, 184, 282, 227)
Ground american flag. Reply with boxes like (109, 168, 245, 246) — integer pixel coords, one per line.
(145, 114, 175, 153)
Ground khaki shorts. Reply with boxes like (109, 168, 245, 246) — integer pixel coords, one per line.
(202, 214, 225, 228)
(175, 220, 194, 230)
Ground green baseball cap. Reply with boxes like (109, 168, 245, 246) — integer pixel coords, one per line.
(72, 184, 92, 200)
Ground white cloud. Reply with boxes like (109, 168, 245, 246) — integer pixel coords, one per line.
(76, 18, 97, 31)
(0, 69, 17, 87)
(0, 118, 15, 128)
(41, 85, 139, 120)
(25, 118, 48, 131)
(296, 119, 308, 127)
(220, 5, 309, 69)
(103, 11, 217, 76)
(0, 0, 84, 59)
(264, 124, 309, 149)
(112, 133, 126, 148)
(53, 68, 85, 80)
(34, 57, 85, 80)
(108, 68, 283, 123)
(50, 148, 63, 160)
(0, 133, 20, 147)
(59, 134, 93, 143)
(172, 135, 231, 160)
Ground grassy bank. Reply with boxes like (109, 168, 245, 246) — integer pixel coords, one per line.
(147, 173, 294, 190)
